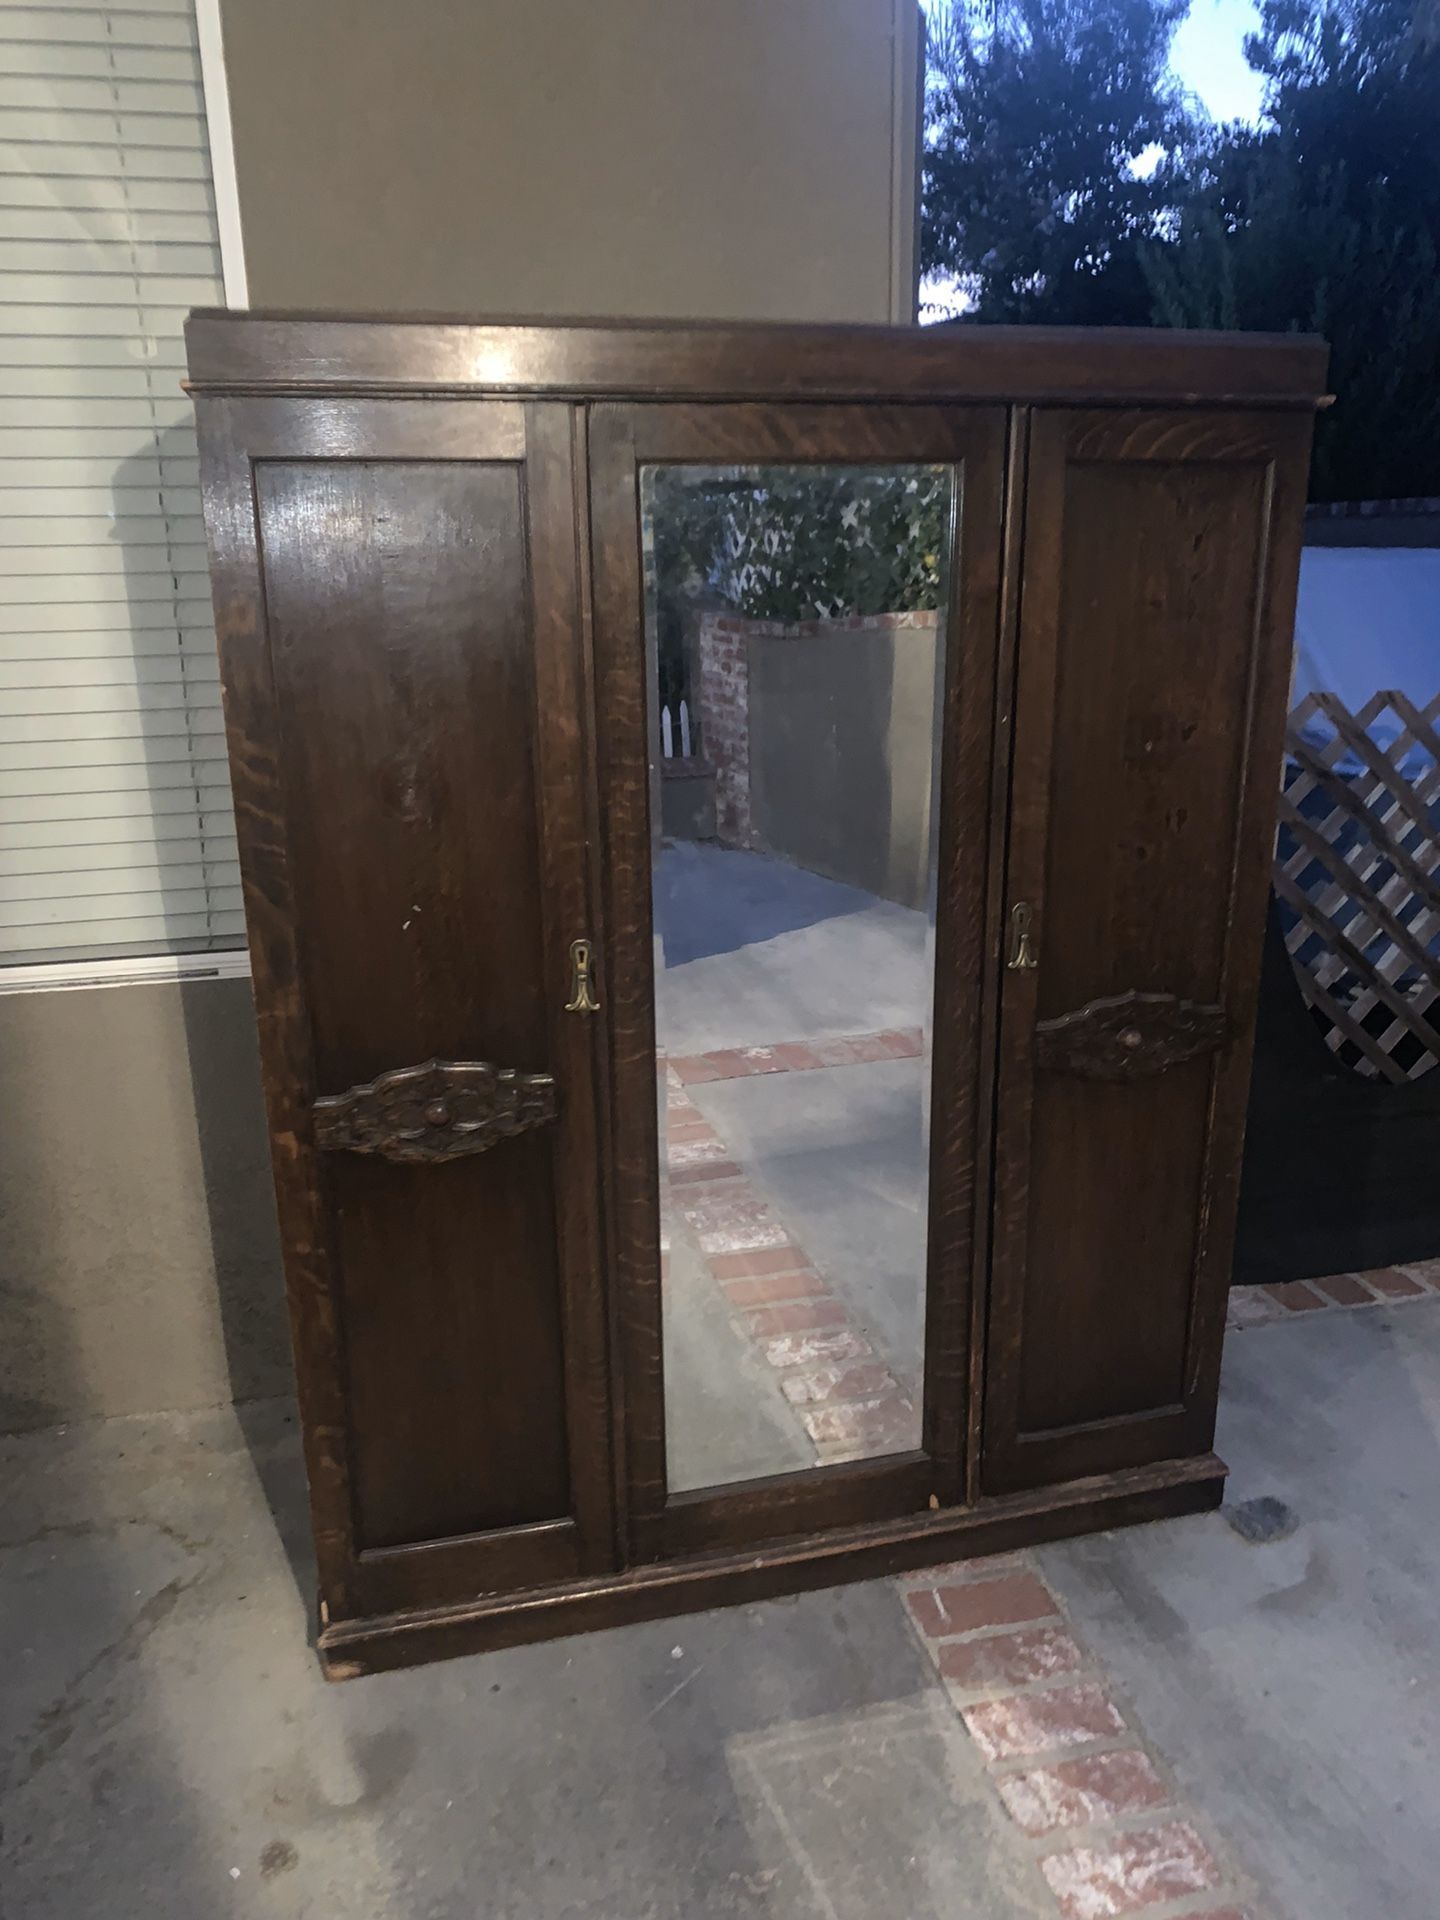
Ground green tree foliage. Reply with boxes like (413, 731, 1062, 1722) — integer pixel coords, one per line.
(921, 0, 1440, 498)
(921, 0, 1194, 320)
(644, 467, 949, 707)
(1142, 0, 1440, 497)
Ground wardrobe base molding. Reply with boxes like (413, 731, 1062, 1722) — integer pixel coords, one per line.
(316, 1454, 1226, 1679)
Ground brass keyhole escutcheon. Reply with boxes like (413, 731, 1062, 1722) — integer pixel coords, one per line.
(564, 937, 601, 1014)
(1006, 900, 1039, 972)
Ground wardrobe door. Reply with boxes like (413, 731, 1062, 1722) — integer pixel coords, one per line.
(983, 407, 1312, 1493)
(196, 397, 613, 1624)
(589, 402, 1006, 1560)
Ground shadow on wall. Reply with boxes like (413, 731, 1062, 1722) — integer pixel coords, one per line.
(0, 975, 288, 1434)
(0, 429, 307, 1599)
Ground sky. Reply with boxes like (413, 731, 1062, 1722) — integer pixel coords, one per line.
(920, 0, 1268, 126)
(1169, 0, 1266, 123)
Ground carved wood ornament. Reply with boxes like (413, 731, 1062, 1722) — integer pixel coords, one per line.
(1035, 990, 1228, 1080)
(312, 1058, 557, 1164)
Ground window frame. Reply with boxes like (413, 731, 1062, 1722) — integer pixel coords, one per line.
(0, 0, 250, 994)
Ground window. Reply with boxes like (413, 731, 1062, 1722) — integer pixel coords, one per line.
(1, 0, 244, 981)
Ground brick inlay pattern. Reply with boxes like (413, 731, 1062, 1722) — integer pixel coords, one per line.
(937, 1624, 1088, 1693)
(1226, 1258, 1440, 1329)
(1041, 1822, 1226, 1919)
(906, 1571, 1059, 1638)
(963, 1682, 1128, 1763)
(996, 1749, 1170, 1837)
(670, 1028, 924, 1085)
(659, 1024, 1418, 1913)
(661, 1066, 919, 1464)
(900, 1557, 1256, 1918)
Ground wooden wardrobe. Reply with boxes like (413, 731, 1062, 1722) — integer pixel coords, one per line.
(186, 315, 1327, 1676)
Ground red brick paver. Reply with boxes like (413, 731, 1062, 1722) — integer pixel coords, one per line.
(661, 1067, 918, 1467)
(963, 1683, 1128, 1763)
(1040, 1821, 1224, 1919)
(1366, 1266, 1428, 1299)
(667, 1160, 745, 1186)
(670, 1027, 924, 1084)
(906, 1573, 1060, 1639)
(937, 1624, 1088, 1695)
(719, 1269, 825, 1308)
(995, 1749, 1170, 1836)
(800, 1399, 916, 1458)
(1227, 1259, 1440, 1329)
(780, 1360, 896, 1407)
(753, 1326, 874, 1371)
(901, 1557, 1257, 1919)
(742, 1299, 848, 1338)
(1263, 1280, 1327, 1312)
(1311, 1271, 1375, 1307)
(707, 1246, 814, 1280)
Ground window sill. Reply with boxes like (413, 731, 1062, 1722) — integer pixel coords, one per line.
(0, 950, 252, 996)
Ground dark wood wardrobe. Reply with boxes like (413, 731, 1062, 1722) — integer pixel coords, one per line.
(186, 314, 1327, 1676)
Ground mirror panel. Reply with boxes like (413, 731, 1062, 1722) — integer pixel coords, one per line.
(642, 462, 957, 1494)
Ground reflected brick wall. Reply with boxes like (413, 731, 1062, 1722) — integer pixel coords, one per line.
(697, 613, 754, 846)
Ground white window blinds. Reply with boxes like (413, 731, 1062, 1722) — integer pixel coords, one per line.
(0, 0, 243, 971)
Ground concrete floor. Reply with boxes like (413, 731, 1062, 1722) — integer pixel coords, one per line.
(9, 845, 1434, 1912)
(1037, 1294, 1440, 1920)
(654, 840, 930, 1053)
(0, 1399, 1048, 1920)
(5, 1298, 1439, 1918)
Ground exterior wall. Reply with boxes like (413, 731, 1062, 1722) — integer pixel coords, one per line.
(1304, 498, 1440, 547)
(4, 4, 921, 1433)
(219, 0, 923, 323)
(0, 979, 287, 1433)
(696, 610, 944, 909)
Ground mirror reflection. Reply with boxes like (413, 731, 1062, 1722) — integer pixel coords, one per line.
(644, 463, 957, 1494)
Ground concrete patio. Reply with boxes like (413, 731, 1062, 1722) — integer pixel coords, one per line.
(4, 1278, 1439, 1918)
(7, 840, 1435, 1917)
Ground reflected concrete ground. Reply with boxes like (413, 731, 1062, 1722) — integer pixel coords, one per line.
(656, 840, 930, 1491)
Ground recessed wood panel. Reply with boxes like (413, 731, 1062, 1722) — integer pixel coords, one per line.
(331, 1148, 570, 1547)
(254, 458, 570, 1550)
(985, 409, 1313, 1491)
(1021, 456, 1260, 1432)
(256, 461, 548, 1084)
(1039, 459, 1261, 1014)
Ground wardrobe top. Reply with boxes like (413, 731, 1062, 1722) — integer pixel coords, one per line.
(184, 311, 1329, 410)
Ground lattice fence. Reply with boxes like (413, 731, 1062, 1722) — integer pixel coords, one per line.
(1276, 692, 1440, 1083)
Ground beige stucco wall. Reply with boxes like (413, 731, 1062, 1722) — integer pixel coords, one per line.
(749, 614, 944, 910)
(1, 2, 922, 1434)
(0, 980, 288, 1432)
(219, 0, 922, 322)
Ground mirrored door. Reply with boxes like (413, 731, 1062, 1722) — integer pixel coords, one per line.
(590, 403, 1006, 1556)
